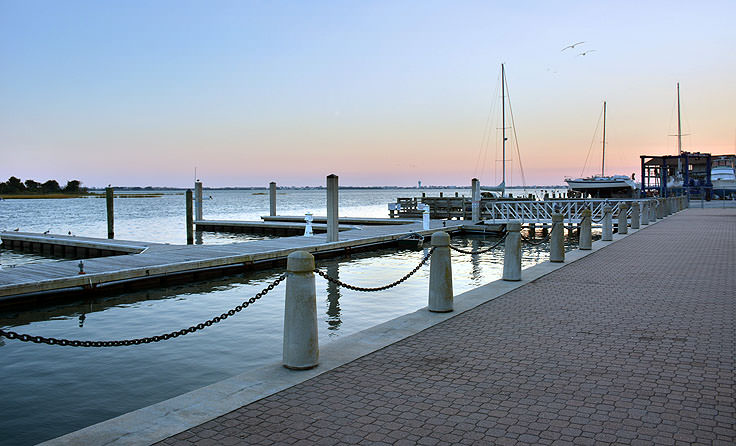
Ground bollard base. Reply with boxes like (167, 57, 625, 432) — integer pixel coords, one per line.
(283, 363, 319, 371)
(502, 277, 521, 282)
(428, 308, 453, 313)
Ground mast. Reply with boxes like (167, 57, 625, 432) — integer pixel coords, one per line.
(601, 101, 606, 176)
(677, 82, 682, 155)
(501, 64, 506, 186)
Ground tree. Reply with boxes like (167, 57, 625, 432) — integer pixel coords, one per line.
(6, 176, 26, 193)
(24, 179, 41, 192)
(63, 180, 81, 193)
(41, 180, 61, 193)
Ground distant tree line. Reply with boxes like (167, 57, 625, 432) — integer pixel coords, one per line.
(0, 176, 87, 194)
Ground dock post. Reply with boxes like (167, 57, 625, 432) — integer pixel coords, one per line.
(326, 174, 339, 242)
(630, 202, 640, 229)
(602, 204, 613, 241)
(550, 213, 564, 262)
(656, 198, 663, 219)
(186, 189, 194, 245)
(502, 221, 522, 280)
(471, 178, 480, 222)
(106, 187, 114, 239)
(617, 202, 629, 234)
(428, 232, 453, 312)
(579, 209, 592, 250)
(283, 251, 319, 370)
(194, 181, 203, 221)
(269, 182, 277, 216)
(649, 200, 657, 223)
(640, 201, 649, 226)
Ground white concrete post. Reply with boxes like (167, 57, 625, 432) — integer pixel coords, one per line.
(283, 251, 319, 370)
(630, 202, 640, 229)
(617, 202, 628, 235)
(304, 213, 313, 237)
(428, 232, 453, 312)
(194, 181, 203, 221)
(579, 209, 592, 250)
(550, 213, 564, 263)
(602, 204, 613, 241)
(640, 201, 649, 226)
(326, 174, 339, 242)
(471, 178, 481, 222)
(656, 198, 664, 219)
(502, 221, 522, 280)
(421, 204, 430, 230)
(269, 182, 277, 216)
(649, 200, 657, 223)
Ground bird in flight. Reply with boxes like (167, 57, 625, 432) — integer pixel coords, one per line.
(578, 50, 596, 56)
(561, 41, 584, 51)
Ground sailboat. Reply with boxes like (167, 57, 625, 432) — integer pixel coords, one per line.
(479, 64, 508, 196)
(565, 101, 637, 198)
(667, 82, 685, 188)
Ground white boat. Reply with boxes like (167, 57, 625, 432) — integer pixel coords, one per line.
(566, 101, 636, 198)
(711, 157, 736, 197)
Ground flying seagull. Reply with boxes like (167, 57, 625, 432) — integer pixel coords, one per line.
(578, 50, 596, 56)
(561, 41, 584, 51)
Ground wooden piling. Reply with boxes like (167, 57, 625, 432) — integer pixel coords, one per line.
(326, 174, 339, 242)
(106, 187, 114, 239)
(186, 189, 194, 245)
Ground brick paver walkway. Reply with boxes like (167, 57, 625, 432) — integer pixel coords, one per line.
(158, 209, 735, 445)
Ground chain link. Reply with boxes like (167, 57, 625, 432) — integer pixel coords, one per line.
(315, 248, 435, 292)
(448, 232, 508, 255)
(0, 274, 286, 347)
(520, 222, 558, 245)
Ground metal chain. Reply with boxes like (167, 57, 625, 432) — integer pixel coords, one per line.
(520, 222, 557, 245)
(0, 274, 286, 347)
(449, 232, 508, 255)
(315, 248, 435, 292)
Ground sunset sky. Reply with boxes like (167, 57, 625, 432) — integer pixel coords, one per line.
(1, 1, 734, 187)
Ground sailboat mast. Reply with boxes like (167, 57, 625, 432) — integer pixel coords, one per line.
(602, 101, 606, 176)
(677, 82, 682, 155)
(501, 64, 506, 185)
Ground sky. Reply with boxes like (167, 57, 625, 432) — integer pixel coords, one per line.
(1, 0, 734, 187)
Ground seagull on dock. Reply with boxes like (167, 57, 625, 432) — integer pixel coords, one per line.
(13, 228, 19, 232)
(68, 231, 72, 236)
(578, 50, 596, 56)
(561, 41, 584, 51)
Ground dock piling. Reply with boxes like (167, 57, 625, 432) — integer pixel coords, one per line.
(579, 209, 592, 250)
(326, 174, 339, 242)
(106, 187, 114, 239)
(428, 232, 453, 312)
(269, 182, 277, 216)
(617, 202, 629, 234)
(502, 221, 521, 281)
(186, 190, 194, 245)
(550, 213, 564, 262)
(194, 181, 203, 221)
(471, 178, 480, 222)
(283, 251, 319, 370)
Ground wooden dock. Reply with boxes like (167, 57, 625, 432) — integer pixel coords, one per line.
(0, 221, 464, 306)
(194, 219, 357, 236)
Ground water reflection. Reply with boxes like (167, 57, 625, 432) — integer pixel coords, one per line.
(325, 263, 341, 332)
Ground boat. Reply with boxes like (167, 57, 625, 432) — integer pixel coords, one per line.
(565, 101, 637, 198)
(711, 155, 736, 198)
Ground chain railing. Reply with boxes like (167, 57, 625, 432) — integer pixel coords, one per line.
(448, 232, 508, 255)
(520, 222, 559, 246)
(0, 274, 286, 347)
(315, 248, 434, 292)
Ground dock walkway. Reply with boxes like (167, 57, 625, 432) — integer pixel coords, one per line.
(156, 208, 735, 445)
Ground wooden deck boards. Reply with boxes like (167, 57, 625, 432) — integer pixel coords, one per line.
(0, 221, 465, 300)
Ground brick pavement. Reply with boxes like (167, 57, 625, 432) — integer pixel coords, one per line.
(157, 209, 735, 445)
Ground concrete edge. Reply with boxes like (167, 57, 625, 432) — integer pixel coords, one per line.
(38, 217, 666, 446)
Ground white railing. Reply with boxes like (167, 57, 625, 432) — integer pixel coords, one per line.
(484, 199, 657, 224)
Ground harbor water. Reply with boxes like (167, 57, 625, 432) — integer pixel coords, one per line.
(0, 187, 574, 445)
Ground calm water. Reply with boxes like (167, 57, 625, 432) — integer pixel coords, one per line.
(0, 187, 573, 445)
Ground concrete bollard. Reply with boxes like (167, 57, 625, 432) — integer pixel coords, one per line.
(420, 204, 430, 230)
(630, 202, 640, 229)
(550, 213, 564, 263)
(428, 232, 453, 312)
(471, 178, 480, 222)
(602, 205, 613, 241)
(106, 187, 114, 239)
(195, 181, 203, 221)
(186, 189, 194, 245)
(326, 174, 339, 242)
(649, 200, 657, 223)
(579, 209, 592, 250)
(656, 198, 664, 219)
(269, 182, 277, 216)
(641, 201, 649, 226)
(503, 221, 522, 280)
(617, 202, 628, 234)
(283, 251, 319, 370)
